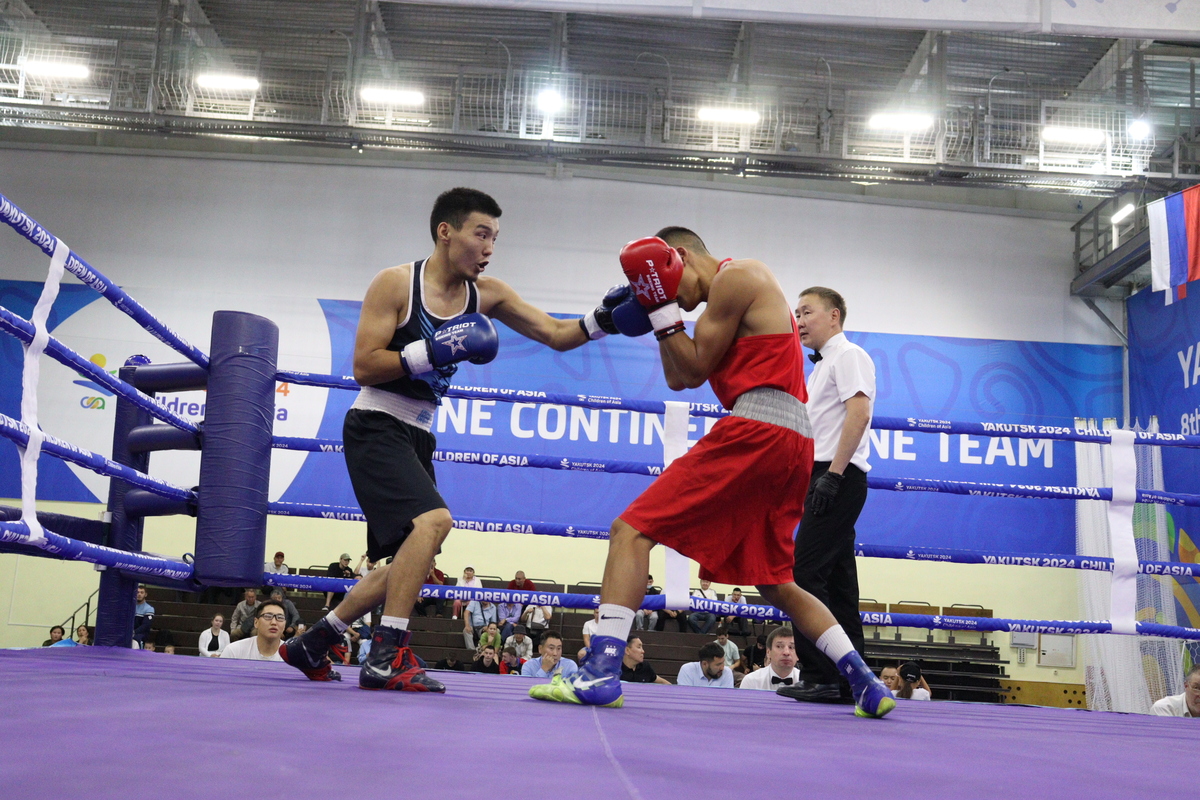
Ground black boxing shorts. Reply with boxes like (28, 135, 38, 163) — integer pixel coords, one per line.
(343, 408, 446, 562)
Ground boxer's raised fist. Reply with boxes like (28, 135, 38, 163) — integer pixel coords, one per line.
(401, 312, 498, 376)
(580, 285, 653, 339)
(619, 237, 685, 340)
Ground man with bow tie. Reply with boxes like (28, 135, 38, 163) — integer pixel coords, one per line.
(779, 288, 877, 705)
(738, 627, 800, 691)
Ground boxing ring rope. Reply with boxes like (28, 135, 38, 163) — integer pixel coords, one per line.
(0, 193, 209, 369)
(1, 190, 1198, 648)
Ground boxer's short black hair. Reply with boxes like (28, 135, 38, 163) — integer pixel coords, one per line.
(430, 188, 502, 241)
(655, 226, 709, 255)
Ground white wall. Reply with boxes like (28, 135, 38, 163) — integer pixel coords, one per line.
(0, 148, 1118, 346)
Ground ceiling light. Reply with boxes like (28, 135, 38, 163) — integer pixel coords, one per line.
(195, 73, 260, 91)
(359, 87, 424, 106)
(867, 113, 933, 132)
(1041, 126, 1105, 145)
(537, 88, 564, 114)
(23, 61, 89, 79)
(697, 107, 760, 125)
(1110, 203, 1135, 224)
(1127, 118, 1151, 140)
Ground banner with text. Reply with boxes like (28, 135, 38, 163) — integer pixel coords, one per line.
(1129, 288, 1200, 629)
(0, 280, 1121, 555)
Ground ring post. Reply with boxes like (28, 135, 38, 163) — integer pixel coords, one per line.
(194, 311, 278, 587)
(95, 355, 153, 647)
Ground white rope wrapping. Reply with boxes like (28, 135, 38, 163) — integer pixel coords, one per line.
(19, 238, 69, 543)
(661, 401, 692, 610)
(1106, 427, 1139, 635)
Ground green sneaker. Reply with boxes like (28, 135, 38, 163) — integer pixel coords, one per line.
(529, 674, 625, 708)
(854, 695, 896, 719)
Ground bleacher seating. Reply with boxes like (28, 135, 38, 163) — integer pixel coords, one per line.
(138, 586, 1009, 702)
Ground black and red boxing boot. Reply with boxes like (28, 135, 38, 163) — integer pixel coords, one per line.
(359, 626, 445, 692)
(279, 616, 345, 681)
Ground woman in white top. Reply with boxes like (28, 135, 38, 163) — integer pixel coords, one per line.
(198, 613, 230, 657)
(896, 661, 932, 700)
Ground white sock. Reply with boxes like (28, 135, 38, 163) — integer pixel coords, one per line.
(380, 615, 409, 632)
(325, 611, 349, 634)
(594, 604, 635, 642)
(815, 625, 855, 663)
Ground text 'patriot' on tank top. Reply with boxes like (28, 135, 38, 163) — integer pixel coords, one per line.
(372, 258, 479, 404)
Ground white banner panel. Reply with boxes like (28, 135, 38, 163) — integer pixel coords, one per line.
(393, 0, 1200, 39)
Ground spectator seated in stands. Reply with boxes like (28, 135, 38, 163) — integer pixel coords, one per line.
(677, 642, 734, 688)
(714, 625, 740, 673)
(452, 566, 482, 620)
(414, 558, 446, 618)
(476, 621, 503, 656)
(520, 631, 578, 680)
(464, 599, 498, 649)
(434, 652, 469, 671)
(578, 609, 600, 660)
(497, 597, 522, 641)
(1153, 664, 1200, 717)
(354, 624, 371, 665)
(739, 626, 799, 690)
(198, 614, 230, 658)
(509, 570, 552, 628)
(722, 588, 752, 637)
(323, 553, 356, 612)
(73, 624, 91, 646)
(879, 665, 901, 693)
(687, 580, 719, 634)
(42, 626, 65, 647)
(472, 645, 501, 674)
(150, 628, 176, 654)
(504, 625, 533, 661)
(264, 551, 289, 575)
(230, 588, 260, 641)
(133, 585, 154, 649)
(499, 646, 525, 675)
(220, 601, 287, 661)
(49, 635, 77, 648)
(896, 661, 931, 700)
(735, 634, 767, 675)
(635, 575, 659, 631)
(267, 588, 301, 639)
(521, 602, 550, 640)
(621, 635, 670, 685)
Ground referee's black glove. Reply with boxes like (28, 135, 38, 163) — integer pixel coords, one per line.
(809, 471, 844, 516)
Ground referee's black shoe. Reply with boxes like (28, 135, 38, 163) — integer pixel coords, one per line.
(776, 680, 843, 703)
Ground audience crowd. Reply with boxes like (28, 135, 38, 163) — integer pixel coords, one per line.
(95, 560, 1200, 717)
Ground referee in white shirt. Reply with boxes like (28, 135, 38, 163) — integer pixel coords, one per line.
(779, 287, 876, 704)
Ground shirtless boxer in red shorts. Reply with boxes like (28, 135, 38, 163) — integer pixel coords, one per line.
(530, 227, 894, 718)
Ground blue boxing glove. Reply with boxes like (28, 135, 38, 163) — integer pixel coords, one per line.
(580, 285, 653, 339)
(401, 313, 499, 376)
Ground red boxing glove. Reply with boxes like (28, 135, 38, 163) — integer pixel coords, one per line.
(619, 237, 685, 340)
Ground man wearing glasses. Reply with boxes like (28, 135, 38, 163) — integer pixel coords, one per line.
(220, 601, 288, 661)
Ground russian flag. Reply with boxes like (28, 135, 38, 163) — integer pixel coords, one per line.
(1150, 184, 1200, 303)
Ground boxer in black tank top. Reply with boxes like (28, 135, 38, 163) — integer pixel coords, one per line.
(280, 188, 636, 694)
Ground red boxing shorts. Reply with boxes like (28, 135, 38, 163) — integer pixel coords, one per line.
(620, 416, 813, 586)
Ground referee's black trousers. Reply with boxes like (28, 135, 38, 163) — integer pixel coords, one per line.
(793, 461, 868, 686)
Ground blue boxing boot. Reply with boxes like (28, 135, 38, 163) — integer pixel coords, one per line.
(837, 651, 896, 719)
(529, 635, 625, 708)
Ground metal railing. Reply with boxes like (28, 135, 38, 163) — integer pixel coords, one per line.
(58, 588, 99, 640)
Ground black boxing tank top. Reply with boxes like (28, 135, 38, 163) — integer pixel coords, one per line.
(372, 259, 479, 403)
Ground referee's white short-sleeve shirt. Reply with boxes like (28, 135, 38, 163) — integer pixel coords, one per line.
(806, 332, 876, 472)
